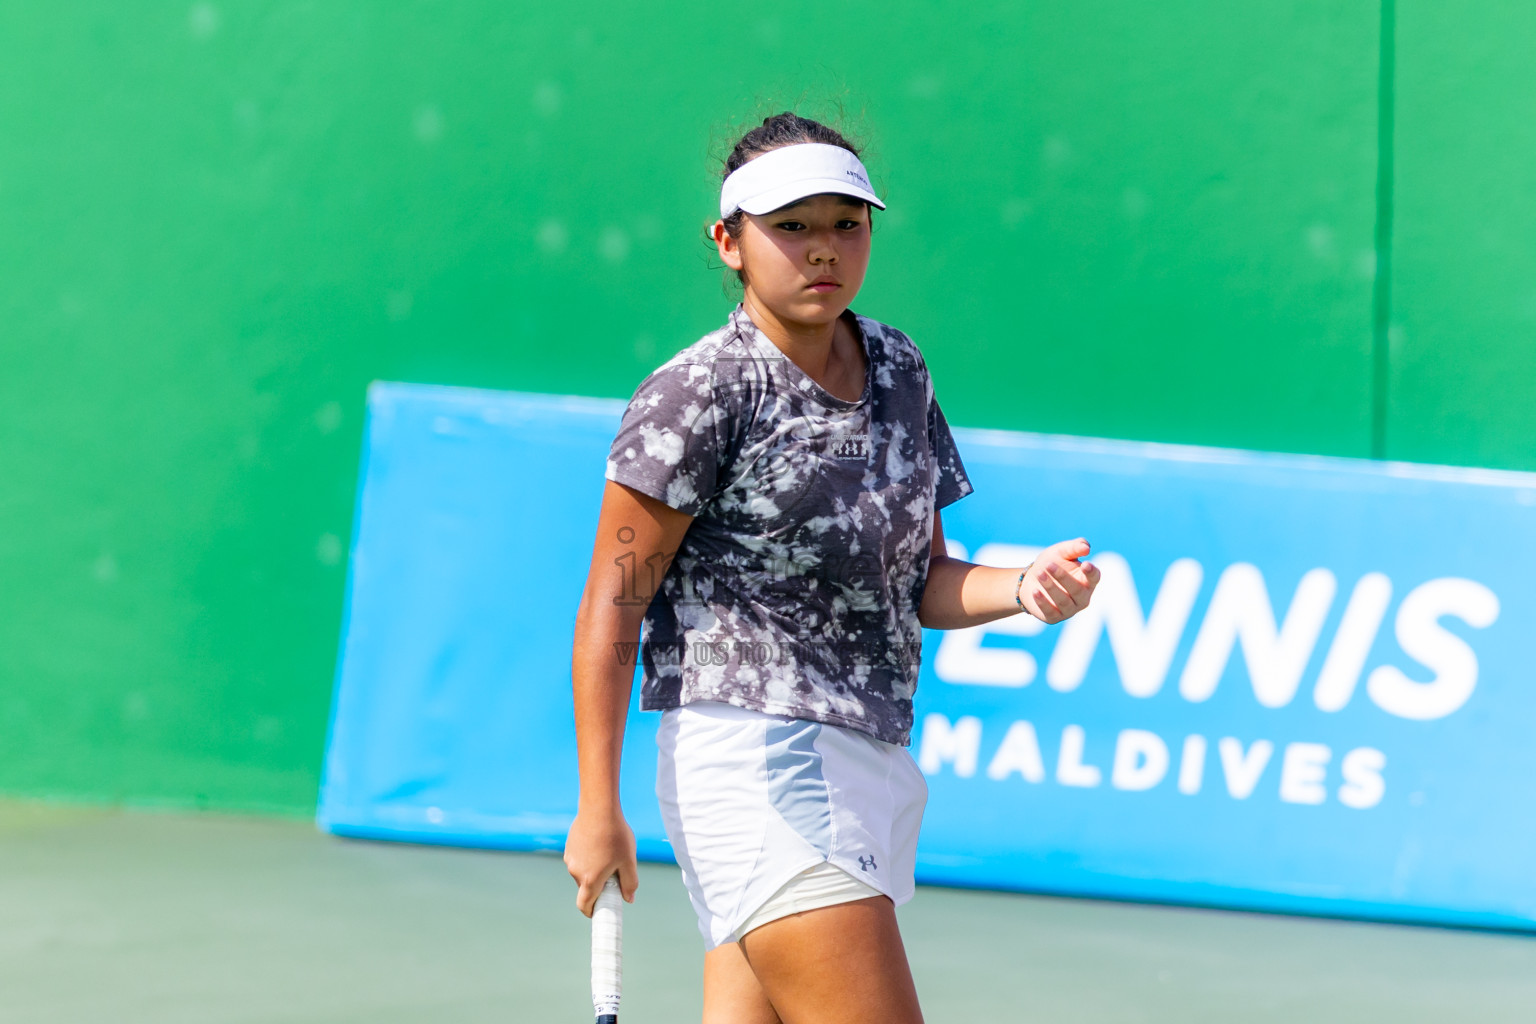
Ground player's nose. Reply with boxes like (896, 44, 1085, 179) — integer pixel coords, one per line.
(808, 239, 838, 264)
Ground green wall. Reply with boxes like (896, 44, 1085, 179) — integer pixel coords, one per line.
(0, 2, 1529, 815)
(1388, 2, 1536, 467)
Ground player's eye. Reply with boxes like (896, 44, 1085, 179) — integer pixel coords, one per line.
(774, 220, 806, 231)
(837, 219, 862, 230)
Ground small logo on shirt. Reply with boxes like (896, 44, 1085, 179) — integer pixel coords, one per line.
(858, 854, 878, 873)
(831, 434, 871, 461)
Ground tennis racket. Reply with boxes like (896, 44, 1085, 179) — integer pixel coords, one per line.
(591, 874, 623, 1024)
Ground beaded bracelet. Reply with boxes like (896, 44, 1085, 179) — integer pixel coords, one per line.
(1014, 560, 1036, 612)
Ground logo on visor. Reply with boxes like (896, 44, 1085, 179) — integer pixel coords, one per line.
(845, 169, 870, 186)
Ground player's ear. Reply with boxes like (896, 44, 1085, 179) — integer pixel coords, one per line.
(712, 220, 744, 271)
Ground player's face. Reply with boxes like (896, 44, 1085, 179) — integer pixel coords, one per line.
(720, 194, 871, 328)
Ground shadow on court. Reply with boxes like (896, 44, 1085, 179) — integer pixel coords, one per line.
(1, 799, 1531, 1022)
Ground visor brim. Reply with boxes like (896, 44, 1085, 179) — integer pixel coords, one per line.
(735, 179, 886, 216)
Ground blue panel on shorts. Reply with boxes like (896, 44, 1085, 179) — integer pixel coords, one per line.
(764, 719, 832, 857)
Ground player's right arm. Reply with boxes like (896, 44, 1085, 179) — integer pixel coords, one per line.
(566, 479, 695, 918)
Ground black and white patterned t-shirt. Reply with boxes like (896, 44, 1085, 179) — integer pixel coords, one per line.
(604, 304, 974, 745)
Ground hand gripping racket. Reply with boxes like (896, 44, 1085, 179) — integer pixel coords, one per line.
(591, 875, 623, 1024)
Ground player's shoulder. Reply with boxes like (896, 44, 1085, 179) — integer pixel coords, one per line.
(658, 310, 768, 381)
(851, 311, 929, 376)
(630, 311, 761, 402)
(662, 317, 749, 369)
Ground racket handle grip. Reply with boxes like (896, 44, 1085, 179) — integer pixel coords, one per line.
(591, 875, 623, 1021)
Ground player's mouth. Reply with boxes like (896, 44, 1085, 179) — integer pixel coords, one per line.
(807, 277, 841, 293)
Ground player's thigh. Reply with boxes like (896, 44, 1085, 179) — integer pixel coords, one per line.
(737, 895, 923, 1024)
(703, 941, 781, 1024)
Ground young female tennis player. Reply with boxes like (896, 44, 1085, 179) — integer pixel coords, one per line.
(566, 112, 1100, 1023)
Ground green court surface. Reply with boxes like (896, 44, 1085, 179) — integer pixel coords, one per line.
(2, 799, 1532, 1023)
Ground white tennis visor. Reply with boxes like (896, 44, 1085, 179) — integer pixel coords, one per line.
(719, 143, 886, 219)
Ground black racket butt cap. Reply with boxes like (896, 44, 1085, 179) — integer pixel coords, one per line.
(596, 1016, 618, 1024)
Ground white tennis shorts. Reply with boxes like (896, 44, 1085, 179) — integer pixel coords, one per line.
(655, 700, 928, 949)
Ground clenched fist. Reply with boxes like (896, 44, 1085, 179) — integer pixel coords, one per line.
(1016, 538, 1100, 624)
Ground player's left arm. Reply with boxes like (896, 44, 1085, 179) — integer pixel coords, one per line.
(917, 509, 1100, 630)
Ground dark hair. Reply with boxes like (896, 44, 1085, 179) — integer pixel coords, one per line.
(717, 112, 868, 286)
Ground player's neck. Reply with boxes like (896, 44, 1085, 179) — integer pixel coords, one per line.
(742, 293, 849, 382)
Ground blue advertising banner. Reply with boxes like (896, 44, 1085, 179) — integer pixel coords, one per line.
(319, 382, 1536, 931)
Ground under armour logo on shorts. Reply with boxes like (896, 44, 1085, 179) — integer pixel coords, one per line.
(857, 854, 877, 872)
(831, 434, 871, 461)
